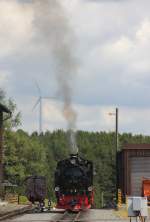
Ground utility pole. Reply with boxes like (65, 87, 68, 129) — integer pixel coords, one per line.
(108, 107, 119, 208)
(115, 108, 119, 207)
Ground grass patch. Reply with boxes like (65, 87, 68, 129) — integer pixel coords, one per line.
(19, 196, 29, 205)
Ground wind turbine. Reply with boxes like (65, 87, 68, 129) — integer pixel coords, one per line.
(32, 82, 56, 134)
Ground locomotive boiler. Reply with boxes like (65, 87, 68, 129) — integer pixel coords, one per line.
(54, 154, 94, 211)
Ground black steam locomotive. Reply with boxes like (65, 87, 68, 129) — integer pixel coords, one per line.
(54, 154, 94, 211)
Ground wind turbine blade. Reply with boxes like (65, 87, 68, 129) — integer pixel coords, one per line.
(32, 98, 40, 111)
(35, 80, 41, 95)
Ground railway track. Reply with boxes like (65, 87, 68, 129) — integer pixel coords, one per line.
(3, 209, 131, 222)
(56, 211, 82, 222)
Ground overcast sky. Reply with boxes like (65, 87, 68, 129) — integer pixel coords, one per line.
(1, 0, 150, 134)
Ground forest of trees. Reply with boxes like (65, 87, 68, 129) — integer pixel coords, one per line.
(2, 90, 150, 208)
(4, 129, 150, 208)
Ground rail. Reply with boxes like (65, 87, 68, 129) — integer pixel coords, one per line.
(56, 211, 81, 222)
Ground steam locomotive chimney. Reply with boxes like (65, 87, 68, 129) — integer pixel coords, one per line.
(68, 129, 78, 155)
(70, 153, 78, 158)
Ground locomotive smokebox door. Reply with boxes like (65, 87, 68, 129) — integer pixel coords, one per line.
(25, 176, 46, 204)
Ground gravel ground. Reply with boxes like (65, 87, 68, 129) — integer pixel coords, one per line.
(0, 204, 30, 216)
(0, 203, 32, 221)
(5, 212, 59, 222)
(80, 209, 129, 221)
(3, 209, 130, 222)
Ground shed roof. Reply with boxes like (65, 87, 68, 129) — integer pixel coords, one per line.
(123, 144, 150, 150)
(0, 103, 11, 114)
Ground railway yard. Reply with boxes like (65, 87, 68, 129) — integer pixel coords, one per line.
(3, 209, 133, 222)
(1, 1, 150, 222)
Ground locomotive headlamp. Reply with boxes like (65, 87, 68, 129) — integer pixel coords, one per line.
(88, 186, 93, 192)
(40, 202, 44, 207)
(55, 187, 60, 192)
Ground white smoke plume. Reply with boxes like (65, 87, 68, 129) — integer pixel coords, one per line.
(32, 0, 78, 154)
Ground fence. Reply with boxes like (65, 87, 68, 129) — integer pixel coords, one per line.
(5, 193, 19, 204)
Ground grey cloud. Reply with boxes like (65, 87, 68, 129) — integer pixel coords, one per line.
(1, 0, 150, 134)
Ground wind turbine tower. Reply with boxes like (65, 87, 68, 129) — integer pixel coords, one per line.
(32, 82, 43, 134)
(33, 82, 56, 134)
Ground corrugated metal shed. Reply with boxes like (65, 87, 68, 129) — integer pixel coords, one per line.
(118, 144, 150, 199)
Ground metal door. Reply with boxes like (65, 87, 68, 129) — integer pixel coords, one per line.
(130, 157, 150, 196)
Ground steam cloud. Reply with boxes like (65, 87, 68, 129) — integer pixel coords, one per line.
(32, 0, 78, 154)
